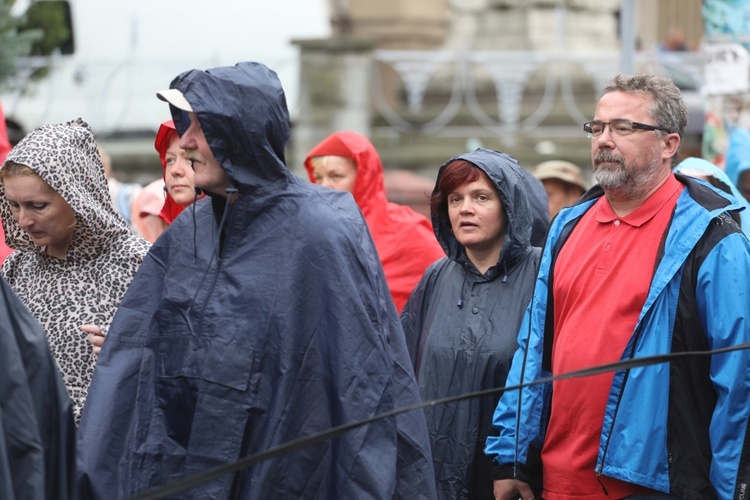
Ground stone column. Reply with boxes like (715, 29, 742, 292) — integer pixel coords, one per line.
(289, 37, 376, 175)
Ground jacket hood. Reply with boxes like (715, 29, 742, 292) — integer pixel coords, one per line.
(167, 62, 292, 195)
(433, 148, 533, 271)
(522, 170, 550, 247)
(0, 118, 133, 257)
(725, 128, 750, 188)
(154, 120, 186, 225)
(675, 156, 750, 236)
(304, 131, 388, 219)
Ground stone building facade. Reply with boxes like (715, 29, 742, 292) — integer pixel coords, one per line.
(292, 0, 704, 189)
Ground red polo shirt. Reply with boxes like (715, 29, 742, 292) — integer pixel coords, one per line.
(542, 174, 683, 499)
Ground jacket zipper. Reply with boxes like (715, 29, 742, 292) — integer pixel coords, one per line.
(596, 321, 645, 494)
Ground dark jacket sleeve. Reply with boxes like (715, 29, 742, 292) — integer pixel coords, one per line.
(0, 278, 76, 500)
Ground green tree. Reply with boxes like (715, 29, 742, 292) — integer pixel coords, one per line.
(0, 0, 43, 88)
(22, 0, 72, 56)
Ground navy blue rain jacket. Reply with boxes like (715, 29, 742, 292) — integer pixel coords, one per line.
(77, 62, 436, 499)
(0, 277, 75, 500)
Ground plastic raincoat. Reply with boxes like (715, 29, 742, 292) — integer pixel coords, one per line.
(77, 62, 436, 499)
(0, 277, 75, 500)
(401, 148, 541, 499)
(304, 131, 445, 313)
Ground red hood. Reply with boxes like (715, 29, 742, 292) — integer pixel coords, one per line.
(305, 131, 444, 312)
(154, 120, 190, 225)
(304, 131, 389, 220)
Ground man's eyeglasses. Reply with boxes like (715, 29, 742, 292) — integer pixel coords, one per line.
(583, 119, 671, 138)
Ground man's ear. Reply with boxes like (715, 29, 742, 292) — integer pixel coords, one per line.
(663, 133, 681, 161)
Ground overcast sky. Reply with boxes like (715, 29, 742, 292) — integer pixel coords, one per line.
(222, 1, 331, 110)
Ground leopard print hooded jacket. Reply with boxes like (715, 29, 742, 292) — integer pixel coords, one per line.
(0, 119, 151, 423)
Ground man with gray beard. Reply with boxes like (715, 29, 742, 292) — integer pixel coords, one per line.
(486, 74, 750, 499)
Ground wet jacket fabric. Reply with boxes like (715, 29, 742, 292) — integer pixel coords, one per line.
(0, 277, 75, 500)
(0, 119, 150, 423)
(520, 172, 550, 247)
(486, 176, 750, 498)
(401, 148, 541, 499)
(77, 62, 436, 499)
(304, 131, 445, 313)
(674, 156, 750, 236)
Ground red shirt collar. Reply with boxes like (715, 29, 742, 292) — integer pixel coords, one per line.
(594, 173, 682, 227)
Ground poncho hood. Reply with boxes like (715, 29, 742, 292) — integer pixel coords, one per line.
(303, 131, 444, 312)
(167, 62, 292, 196)
(304, 130, 389, 219)
(433, 148, 534, 274)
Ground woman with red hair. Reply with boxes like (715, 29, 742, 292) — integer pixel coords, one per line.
(401, 149, 541, 499)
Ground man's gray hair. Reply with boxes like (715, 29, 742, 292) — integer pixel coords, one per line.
(602, 74, 688, 165)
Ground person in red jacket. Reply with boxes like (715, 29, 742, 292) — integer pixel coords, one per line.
(0, 102, 15, 263)
(305, 131, 444, 313)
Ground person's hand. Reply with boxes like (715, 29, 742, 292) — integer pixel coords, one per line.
(81, 324, 106, 357)
(494, 478, 535, 500)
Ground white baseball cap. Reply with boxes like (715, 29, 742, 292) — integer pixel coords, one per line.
(156, 88, 193, 112)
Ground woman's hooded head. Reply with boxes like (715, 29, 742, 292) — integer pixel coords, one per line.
(0, 118, 132, 256)
(431, 148, 534, 269)
(304, 131, 388, 217)
(154, 119, 202, 224)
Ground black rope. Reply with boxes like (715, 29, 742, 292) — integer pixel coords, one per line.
(128, 341, 750, 499)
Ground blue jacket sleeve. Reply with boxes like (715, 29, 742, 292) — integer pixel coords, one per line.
(485, 297, 550, 473)
(695, 232, 750, 498)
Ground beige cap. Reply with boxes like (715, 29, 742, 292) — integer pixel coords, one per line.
(156, 88, 193, 112)
(533, 160, 587, 191)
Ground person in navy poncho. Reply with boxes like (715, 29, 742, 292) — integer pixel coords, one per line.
(77, 61, 436, 499)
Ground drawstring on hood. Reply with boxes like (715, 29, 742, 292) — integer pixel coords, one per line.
(162, 62, 291, 311)
(187, 184, 238, 321)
